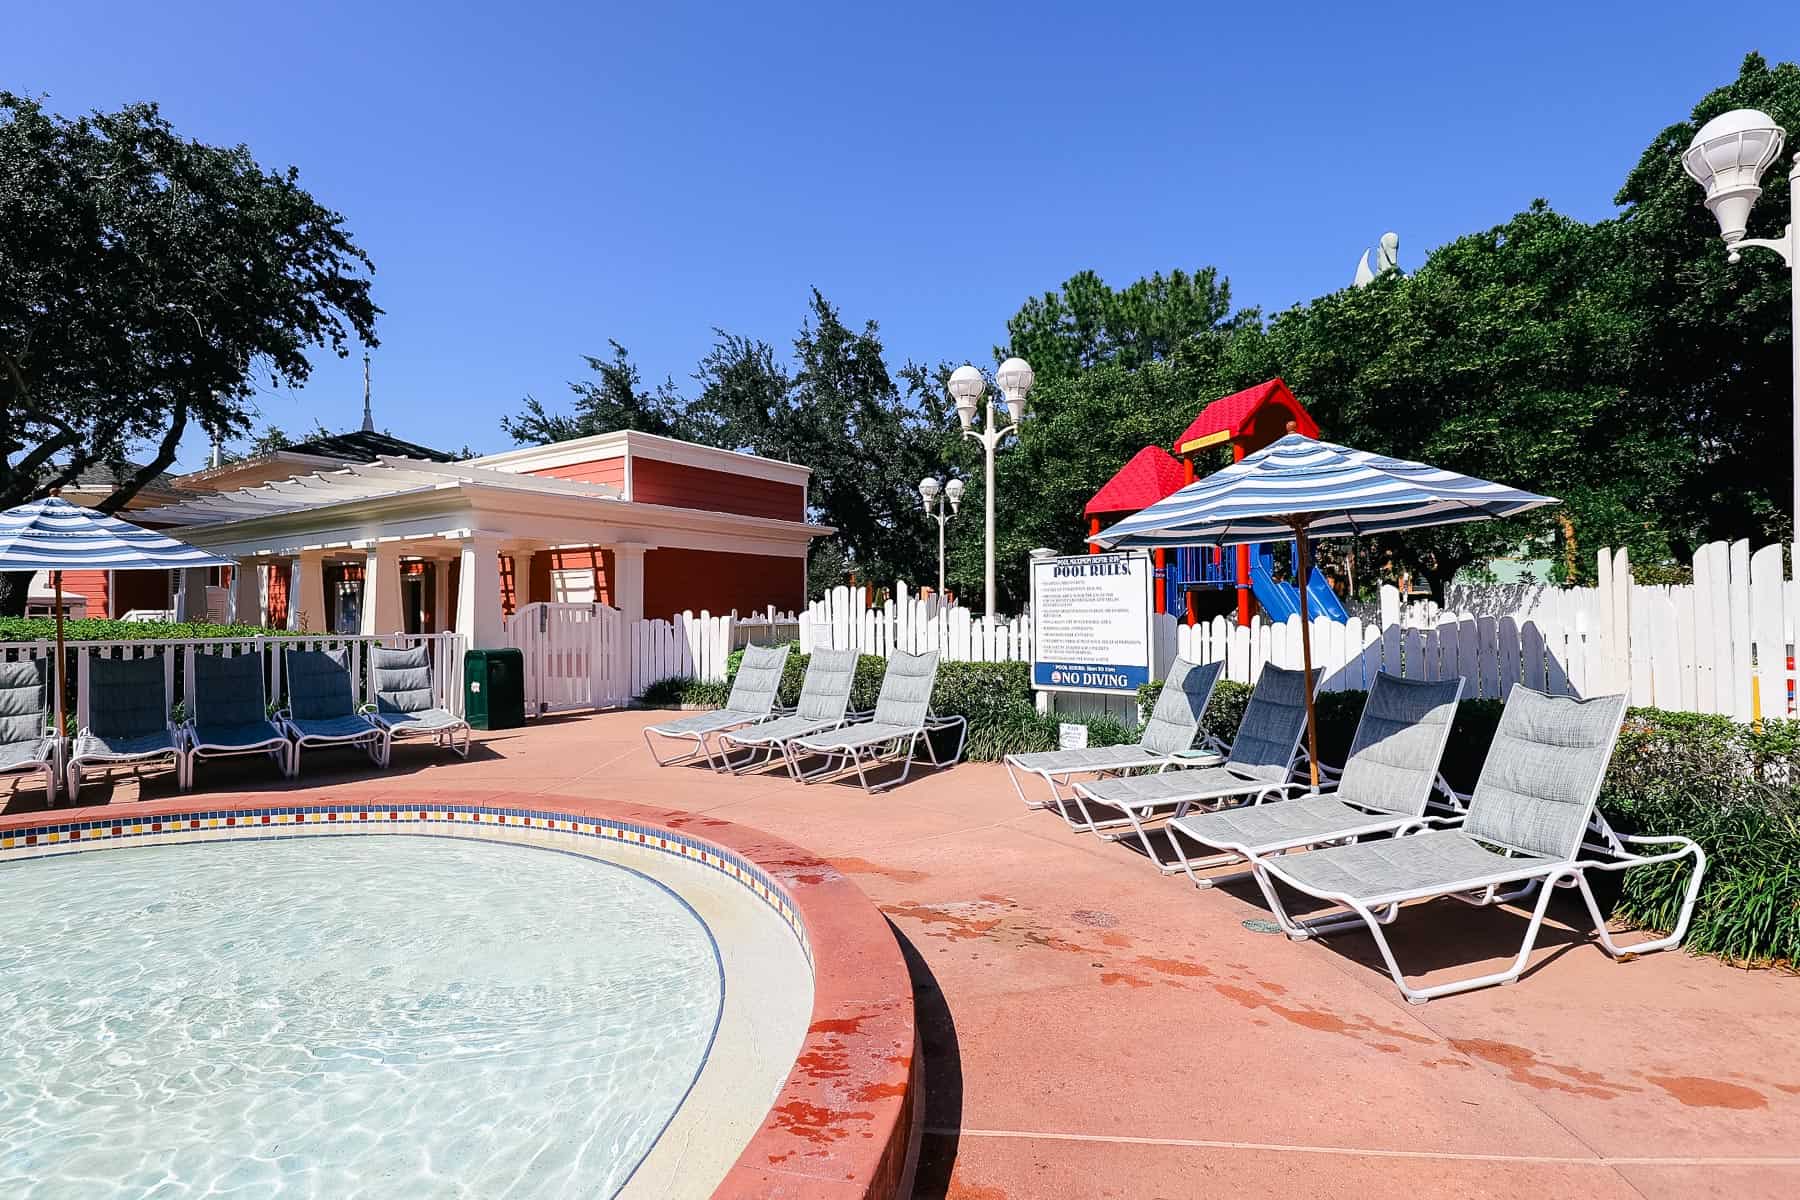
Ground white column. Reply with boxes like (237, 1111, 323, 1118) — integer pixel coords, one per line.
(455, 532, 505, 649)
(611, 544, 647, 624)
(232, 560, 261, 626)
(291, 551, 327, 633)
(360, 542, 404, 636)
(512, 551, 535, 611)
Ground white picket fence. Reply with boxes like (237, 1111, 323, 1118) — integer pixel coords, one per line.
(0, 631, 467, 725)
(505, 602, 629, 716)
(799, 584, 1034, 662)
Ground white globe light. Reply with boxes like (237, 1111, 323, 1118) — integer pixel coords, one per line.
(919, 476, 941, 500)
(948, 364, 985, 429)
(944, 477, 965, 509)
(1682, 108, 1786, 245)
(997, 356, 1034, 423)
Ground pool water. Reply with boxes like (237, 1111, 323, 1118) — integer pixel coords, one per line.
(0, 836, 723, 1198)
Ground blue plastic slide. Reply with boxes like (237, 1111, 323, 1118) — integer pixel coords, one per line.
(1248, 543, 1348, 623)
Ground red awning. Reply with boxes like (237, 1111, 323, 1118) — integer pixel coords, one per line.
(1085, 445, 1186, 517)
(1173, 378, 1319, 455)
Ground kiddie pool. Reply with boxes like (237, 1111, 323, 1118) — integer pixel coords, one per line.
(0, 796, 918, 1199)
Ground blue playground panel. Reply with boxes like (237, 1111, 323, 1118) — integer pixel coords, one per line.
(1159, 543, 1347, 624)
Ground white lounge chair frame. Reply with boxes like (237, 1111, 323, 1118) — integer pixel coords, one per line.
(783, 651, 966, 793)
(1167, 673, 1466, 890)
(0, 657, 61, 805)
(278, 648, 383, 776)
(1249, 689, 1707, 1004)
(1004, 658, 1227, 812)
(181, 651, 292, 788)
(716, 647, 860, 774)
(66, 653, 183, 802)
(1063, 665, 1317, 873)
(364, 644, 471, 767)
(642, 643, 793, 771)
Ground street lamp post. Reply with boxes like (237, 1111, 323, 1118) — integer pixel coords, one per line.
(918, 476, 964, 600)
(949, 357, 1033, 620)
(1682, 108, 1798, 532)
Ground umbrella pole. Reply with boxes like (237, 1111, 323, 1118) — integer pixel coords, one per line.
(1292, 525, 1321, 790)
(53, 569, 67, 749)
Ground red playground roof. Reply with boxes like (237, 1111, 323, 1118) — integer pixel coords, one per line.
(1086, 445, 1186, 517)
(1173, 378, 1319, 455)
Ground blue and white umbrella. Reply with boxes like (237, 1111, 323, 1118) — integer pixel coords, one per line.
(1090, 434, 1556, 785)
(1, 496, 235, 731)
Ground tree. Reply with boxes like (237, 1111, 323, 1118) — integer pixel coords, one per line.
(1001, 266, 1243, 385)
(690, 291, 954, 592)
(500, 341, 694, 445)
(0, 93, 378, 613)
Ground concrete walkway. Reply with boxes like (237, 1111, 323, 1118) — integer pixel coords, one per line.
(17, 710, 1800, 1200)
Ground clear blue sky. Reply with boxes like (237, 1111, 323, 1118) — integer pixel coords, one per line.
(4, 2, 1784, 472)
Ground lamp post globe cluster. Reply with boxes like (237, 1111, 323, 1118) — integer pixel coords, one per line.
(1681, 107, 1798, 532)
(949, 357, 1034, 619)
(918, 475, 964, 601)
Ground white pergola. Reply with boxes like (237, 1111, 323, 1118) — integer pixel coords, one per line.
(137, 455, 827, 646)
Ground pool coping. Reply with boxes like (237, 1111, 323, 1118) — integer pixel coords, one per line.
(0, 789, 918, 1200)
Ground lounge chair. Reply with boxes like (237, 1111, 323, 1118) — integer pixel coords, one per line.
(366, 644, 471, 766)
(279, 648, 383, 775)
(67, 654, 182, 802)
(1063, 664, 1314, 872)
(1164, 672, 1464, 889)
(1005, 658, 1225, 811)
(1251, 687, 1706, 1004)
(643, 643, 792, 770)
(784, 650, 965, 792)
(0, 658, 60, 804)
(716, 647, 860, 774)
(183, 650, 291, 786)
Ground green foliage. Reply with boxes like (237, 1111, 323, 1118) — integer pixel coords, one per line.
(0, 618, 294, 644)
(0, 93, 379, 516)
(502, 341, 696, 446)
(637, 676, 730, 708)
(1605, 711, 1800, 965)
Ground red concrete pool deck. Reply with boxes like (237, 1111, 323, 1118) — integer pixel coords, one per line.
(12, 710, 1800, 1200)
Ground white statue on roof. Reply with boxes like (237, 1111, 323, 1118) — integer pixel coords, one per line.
(1353, 232, 1400, 287)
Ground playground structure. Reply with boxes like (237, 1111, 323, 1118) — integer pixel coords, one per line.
(1084, 378, 1347, 628)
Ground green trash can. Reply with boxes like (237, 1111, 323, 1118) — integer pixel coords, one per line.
(464, 647, 525, 730)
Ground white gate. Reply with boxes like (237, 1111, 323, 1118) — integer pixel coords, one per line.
(505, 602, 627, 716)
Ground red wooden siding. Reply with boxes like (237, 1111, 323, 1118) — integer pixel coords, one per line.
(55, 569, 111, 618)
(643, 549, 804, 620)
(527, 458, 626, 489)
(630, 457, 804, 521)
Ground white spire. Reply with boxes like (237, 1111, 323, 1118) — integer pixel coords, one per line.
(361, 352, 375, 433)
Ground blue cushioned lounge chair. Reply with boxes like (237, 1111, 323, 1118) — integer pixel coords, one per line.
(183, 650, 291, 787)
(279, 648, 383, 776)
(67, 654, 182, 802)
(0, 658, 60, 804)
(366, 644, 470, 767)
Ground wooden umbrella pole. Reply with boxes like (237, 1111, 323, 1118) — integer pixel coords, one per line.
(1292, 522, 1321, 790)
(52, 568, 66, 741)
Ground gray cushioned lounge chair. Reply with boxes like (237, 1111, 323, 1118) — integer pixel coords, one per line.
(1005, 658, 1226, 811)
(1252, 687, 1706, 1004)
(1164, 672, 1464, 889)
(643, 643, 792, 770)
(784, 649, 965, 792)
(1064, 664, 1314, 872)
(0, 658, 60, 804)
(366, 644, 470, 767)
(183, 650, 291, 787)
(67, 654, 182, 802)
(279, 648, 383, 776)
(716, 647, 859, 774)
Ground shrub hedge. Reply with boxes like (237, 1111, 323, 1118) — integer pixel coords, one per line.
(0, 618, 286, 643)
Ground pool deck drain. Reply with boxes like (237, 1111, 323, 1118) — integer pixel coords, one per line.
(6, 708, 1799, 1200)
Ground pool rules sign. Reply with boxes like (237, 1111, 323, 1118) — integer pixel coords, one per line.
(1030, 551, 1154, 695)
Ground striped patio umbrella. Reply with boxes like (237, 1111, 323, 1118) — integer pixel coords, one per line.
(1, 496, 235, 734)
(1090, 434, 1555, 785)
